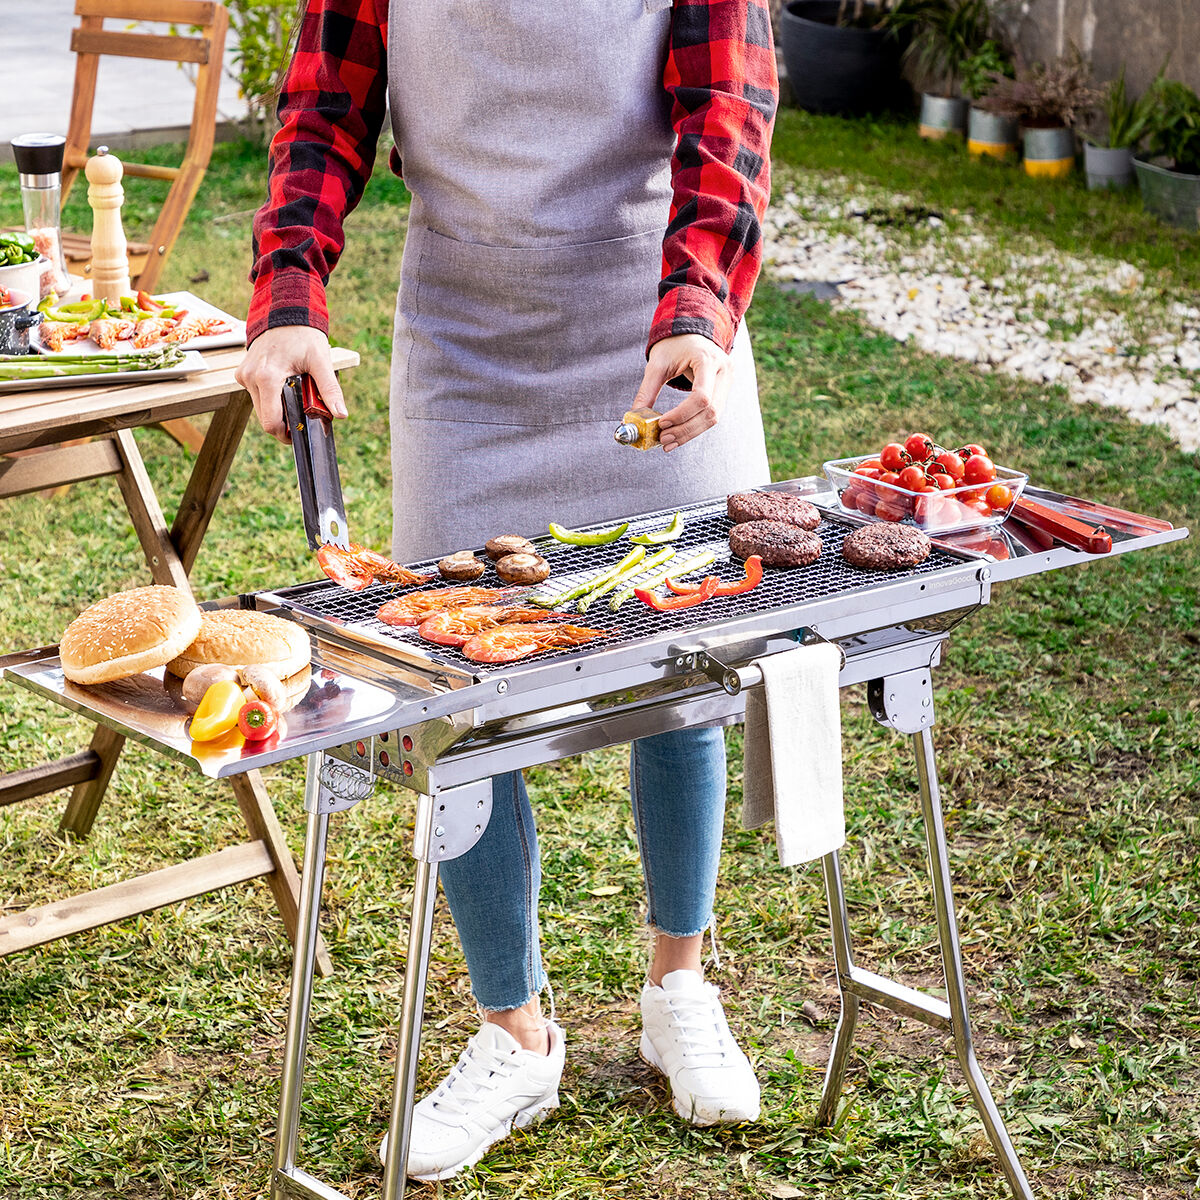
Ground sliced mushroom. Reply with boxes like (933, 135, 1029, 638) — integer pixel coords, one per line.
(179, 663, 240, 713)
(438, 550, 486, 581)
(238, 665, 288, 713)
(485, 534, 536, 561)
(495, 552, 550, 585)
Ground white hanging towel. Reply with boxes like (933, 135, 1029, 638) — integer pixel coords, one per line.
(742, 642, 846, 867)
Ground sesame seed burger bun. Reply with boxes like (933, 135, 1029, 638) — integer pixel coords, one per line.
(60, 586, 203, 686)
(165, 609, 311, 680)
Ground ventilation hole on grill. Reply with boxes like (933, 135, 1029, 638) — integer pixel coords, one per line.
(403, 735, 414, 751)
(380, 731, 389, 742)
(920, 584, 926, 591)
(380, 750, 390, 767)
(355, 741, 365, 757)
(404, 761, 414, 776)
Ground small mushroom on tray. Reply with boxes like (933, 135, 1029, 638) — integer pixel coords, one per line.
(495, 552, 550, 585)
(438, 551, 486, 581)
(485, 534, 536, 561)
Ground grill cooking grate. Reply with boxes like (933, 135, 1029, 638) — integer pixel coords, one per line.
(272, 498, 970, 676)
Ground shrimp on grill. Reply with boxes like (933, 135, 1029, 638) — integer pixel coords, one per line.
(133, 317, 174, 348)
(376, 587, 518, 626)
(417, 605, 554, 647)
(317, 543, 435, 592)
(461, 623, 608, 664)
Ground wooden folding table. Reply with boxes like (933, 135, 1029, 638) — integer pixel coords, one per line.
(0, 345, 358, 973)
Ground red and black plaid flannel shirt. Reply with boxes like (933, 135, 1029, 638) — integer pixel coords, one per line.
(248, 0, 777, 356)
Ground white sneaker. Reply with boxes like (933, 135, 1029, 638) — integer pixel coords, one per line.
(381, 1020, 565, 1181)
(640, 969, 760, 1127)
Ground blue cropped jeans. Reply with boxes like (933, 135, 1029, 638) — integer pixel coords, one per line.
(439, 726, 726, 1011)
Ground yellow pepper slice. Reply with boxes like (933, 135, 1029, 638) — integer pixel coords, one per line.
(189, 679, 246, 742)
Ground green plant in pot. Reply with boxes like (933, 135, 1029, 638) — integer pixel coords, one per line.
(1135, 78, 1200, 230)
(780, 0, 917, 116)
(962, 40, 1017, 157)
(1084, 68, 1157, 191)
(886, 0, 992, 138)
(977, 48, 1099, 177)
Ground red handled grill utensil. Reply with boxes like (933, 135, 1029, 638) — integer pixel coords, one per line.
(282, 373, 350, 551)
(1007, 495, 1113, 555)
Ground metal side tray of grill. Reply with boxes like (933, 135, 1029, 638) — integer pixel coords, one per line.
(1, 479, 1188, 1200)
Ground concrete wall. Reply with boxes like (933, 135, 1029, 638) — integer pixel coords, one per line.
(1014, 0, 1198, 96)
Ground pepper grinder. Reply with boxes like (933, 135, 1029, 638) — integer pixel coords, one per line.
(11, 132, 71, 297)
(86, 146, 131, 305)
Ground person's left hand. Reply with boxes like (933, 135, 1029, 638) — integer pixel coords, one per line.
(631, 333, 732, 452)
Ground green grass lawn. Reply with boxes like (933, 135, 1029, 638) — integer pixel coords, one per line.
(0, 126, 1197, 1199)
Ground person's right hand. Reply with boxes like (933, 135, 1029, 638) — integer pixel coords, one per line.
(234, 325, 348, 444)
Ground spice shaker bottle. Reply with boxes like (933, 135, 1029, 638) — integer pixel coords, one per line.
(613, 406, 662, 451)
(11, 133, 71, 298)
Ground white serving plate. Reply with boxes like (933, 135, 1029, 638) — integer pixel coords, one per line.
(0, 349, 206, 393)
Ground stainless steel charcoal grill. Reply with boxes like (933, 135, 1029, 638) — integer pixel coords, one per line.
(4, 469, 1187, 1200)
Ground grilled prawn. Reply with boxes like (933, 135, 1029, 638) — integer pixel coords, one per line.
(460, 623, 608, 664)
(89, 317, 135, 350)
(417, 605, 554, 647)
(317, 543, 435, 592)
(376, 587, 518, 626)
(132, 317, 174, 348)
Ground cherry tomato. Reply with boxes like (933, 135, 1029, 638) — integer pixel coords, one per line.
(858, 457, 884, 472)
(854, 465, 882, 478)
(898, 464, 929, 492)
(930, 472, 956, 490)
(933, 451, 965, 481)
(963, 453, 996, 485)
(956, 442, 988, 461)
(904, 432, 935, 463)
(880, 442, 908, 472)
(985, 483, 1014, 511)
(875, 498, 907, 521)
(878, 470, 902, 487)
(963, 497, 992, 517)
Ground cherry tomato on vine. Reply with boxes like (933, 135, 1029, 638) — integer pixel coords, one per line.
(963, 454, 996, 485)
(904, 432, 935, 463)
(880, 442, 908, 472)
(956, 442, 988, 461)
(858, 457, 884, 472)
(933, 451, 965, 481)
(879, 470, 902, 487)
(930, 472, 956, 490)
(898, 464, 929, 492)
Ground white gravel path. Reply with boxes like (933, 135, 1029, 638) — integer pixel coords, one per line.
(762, 178, 1200, 453)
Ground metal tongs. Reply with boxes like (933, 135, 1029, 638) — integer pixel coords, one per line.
(282, 373, 350, 551)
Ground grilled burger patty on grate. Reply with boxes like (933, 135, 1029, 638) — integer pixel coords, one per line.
(729, 520, 823, 567)
(841, 522, 932, 570)
(727, 491, 820, 530)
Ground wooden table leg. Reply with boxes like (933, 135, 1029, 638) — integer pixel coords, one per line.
(59, 724, 126, 838)
(231, 770, 334, 978)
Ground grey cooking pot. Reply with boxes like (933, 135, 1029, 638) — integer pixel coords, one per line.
(0, 288, 44, 355)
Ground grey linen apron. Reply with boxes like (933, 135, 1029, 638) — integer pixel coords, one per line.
(386, 0, 770, 562)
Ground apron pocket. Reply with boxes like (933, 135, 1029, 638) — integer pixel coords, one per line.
(397, 226, 664, 426)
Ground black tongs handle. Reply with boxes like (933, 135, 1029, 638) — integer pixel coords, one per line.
(282, 373, 350, 551)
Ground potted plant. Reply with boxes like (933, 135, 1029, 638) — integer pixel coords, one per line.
(886, 0, 991, 138)
(1135, 78, 1200, 230)
(977, 48, 1099, 177)
(780, 0, 914, 116)
(962, 40, 1018, 157)
(1084, 68, 1157, 190)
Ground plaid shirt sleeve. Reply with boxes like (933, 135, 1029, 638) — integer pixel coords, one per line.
(246, 0, 391, 344)
(649, 0, 778, 355)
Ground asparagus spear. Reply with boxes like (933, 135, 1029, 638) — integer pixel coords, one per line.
(526, 546, 646, 609)
(578, 546, 674, 613)
(609, 550, 717, 611)
(0, 346, 185, 381)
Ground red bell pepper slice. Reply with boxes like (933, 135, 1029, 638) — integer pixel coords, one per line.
(237, 698, 278, 741)
(665, 555, 763, 597)
(137, 289, 164, 313)
(635, 575, 720, 611)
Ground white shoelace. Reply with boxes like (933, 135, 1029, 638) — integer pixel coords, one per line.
(663, 987, 732, 1068)
(426, 1039, 520, 1122)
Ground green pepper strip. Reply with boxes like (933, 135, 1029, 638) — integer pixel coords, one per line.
(547, 520, 629, 546)
(629, 511, 684, 545)
(608, 549, 715, 611)
(527, 546, 645, 608)
(577, 547, 673, 613)
(37, 297, 105, 324)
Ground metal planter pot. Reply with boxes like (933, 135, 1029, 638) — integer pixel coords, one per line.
(1084, 144, 1135, 190)
(1134, 156, 1200, 231)
(1022, 126, 1075, 179)
(967, 107, 1018, 159)
(919, 94, 968, 139)
(780, 0, 908, 116)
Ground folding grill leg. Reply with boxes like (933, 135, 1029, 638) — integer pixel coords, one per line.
(913, 727, 1034, 1200)
(273, 756, 333, 1195)
(816, 848, 861, 1127)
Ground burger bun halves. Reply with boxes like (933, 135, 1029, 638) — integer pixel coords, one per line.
(166, 609, 311, 680)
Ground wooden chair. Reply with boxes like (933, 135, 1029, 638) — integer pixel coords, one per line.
(59, 0, 230, 298)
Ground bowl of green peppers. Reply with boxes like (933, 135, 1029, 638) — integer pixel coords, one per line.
(0, 232, 49, 306)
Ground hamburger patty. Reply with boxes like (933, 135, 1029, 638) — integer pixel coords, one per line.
(841, 522, 932, 570)
(727, 491, 821, 530)
(729, 520, 823, 567)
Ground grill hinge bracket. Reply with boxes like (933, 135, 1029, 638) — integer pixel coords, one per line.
(868, 670, 935, 734)
(412, 779, 493, 864)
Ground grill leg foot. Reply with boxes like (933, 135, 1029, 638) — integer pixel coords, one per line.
(272, 755, 332, 1198)
(817, 848, 860, 1126)
(381, 801, 441, 1200)
(913, 728, 1035, 1200)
